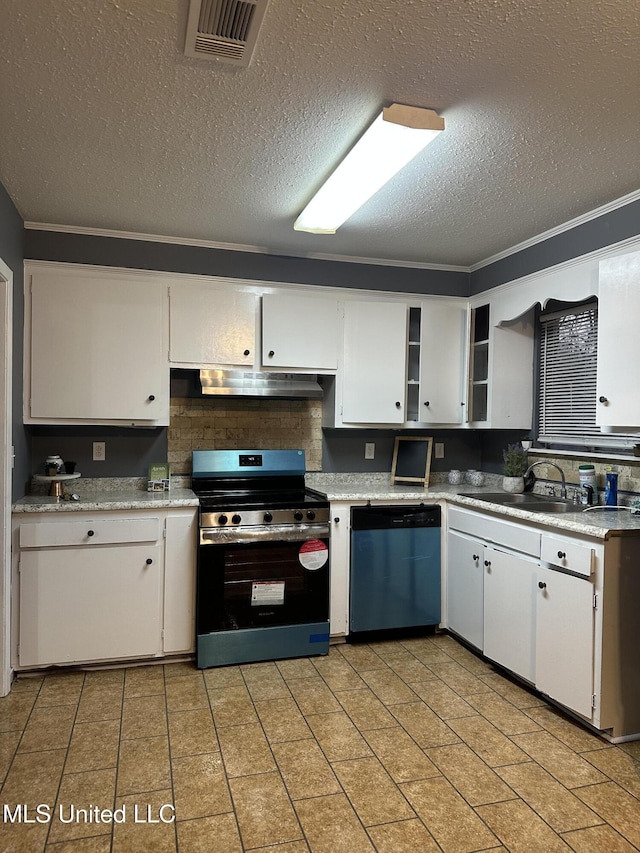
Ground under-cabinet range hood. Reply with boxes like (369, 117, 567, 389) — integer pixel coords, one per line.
(199, 369, 323, 399)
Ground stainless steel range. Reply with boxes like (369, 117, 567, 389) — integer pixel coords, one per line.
(192, 449, 331, 668)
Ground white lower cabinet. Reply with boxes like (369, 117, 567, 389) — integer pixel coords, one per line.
(446, 530, 484, 651)
(328, 503, 352, 637)
(13, 508, 197, 668)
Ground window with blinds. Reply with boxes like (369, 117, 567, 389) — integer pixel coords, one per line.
(538, 303, 599, 446)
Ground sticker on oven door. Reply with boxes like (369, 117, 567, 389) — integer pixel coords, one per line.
(299, 539, 328, 570)
(251, 582, 285, 606)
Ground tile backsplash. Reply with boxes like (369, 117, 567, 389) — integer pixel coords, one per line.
(168, 397, 323, 475)
(527, 452, 640, 501)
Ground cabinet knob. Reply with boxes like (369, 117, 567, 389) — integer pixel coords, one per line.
(598, 395, 608, 404)
(538, 581, 547, 589)
(484, 560, 491, 567)
(472, 554, 480, 561)
(268, 350, 275, 357)
(148, 394, 155, 401)
(334, 517, 340, 523)
(244, 349, 250, 356)
(87, 529, 95, 537)
(557, 550, 566, 559)
(146, 558, 153, 565)
(424, 401, 430, 407)
(395, 401, 401, 409)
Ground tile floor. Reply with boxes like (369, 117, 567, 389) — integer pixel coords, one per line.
(1, 633, 640, 852)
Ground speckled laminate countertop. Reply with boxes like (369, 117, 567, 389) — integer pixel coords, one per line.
(306, 473, 640, 539)
(12, 479, 198, 513)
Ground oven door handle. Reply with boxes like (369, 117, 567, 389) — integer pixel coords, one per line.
(200, 523, 330, 545)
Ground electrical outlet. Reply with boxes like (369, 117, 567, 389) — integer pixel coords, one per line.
(365, 442, 375, 460)
(93, 441, 106, 462)
(435, 442, 445, 459)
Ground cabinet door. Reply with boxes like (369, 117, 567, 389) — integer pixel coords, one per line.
(163, 510, 197, 654)
(262, 293, 338, 370)
(29, 272, 168, 423)
(19, 543, 163, 667)
(596, 250, 640, 427)
(446, 530, 483, 650)
(535, 566, 594, 719)
(169, 282, 257, 366)
(483, 547, 536, 682)
(419, 301, 466, 424)
(341, 301, 407, 424)
(329, 504, 351, 636)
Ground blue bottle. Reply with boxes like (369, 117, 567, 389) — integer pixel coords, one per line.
(605, 471, 618, 506)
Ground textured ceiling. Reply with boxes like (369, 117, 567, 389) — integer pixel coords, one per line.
(1, 0, 639, 268)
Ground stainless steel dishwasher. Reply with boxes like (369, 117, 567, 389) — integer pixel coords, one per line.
(349, 504, 441, 639)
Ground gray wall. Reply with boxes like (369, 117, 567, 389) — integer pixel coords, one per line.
(0, 183, 27, 500)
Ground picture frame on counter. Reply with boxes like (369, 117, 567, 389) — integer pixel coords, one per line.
(391, 436, 433, 486)
(147, 462, 170, 491)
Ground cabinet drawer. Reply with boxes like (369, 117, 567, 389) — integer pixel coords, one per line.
(448, 507, 540, 557)
(540, 533, 594, 577)
(19, 517, 161, 548)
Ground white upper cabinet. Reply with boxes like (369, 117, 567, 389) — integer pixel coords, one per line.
(596, 249, 640, 428)
(262, 292, 339, 371)
(340, 300, 408, 425)
(169, 281, 257, 367)
(26, 266, 168, 425)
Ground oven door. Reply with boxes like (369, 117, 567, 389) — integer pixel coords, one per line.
(197, 524, 330, 633)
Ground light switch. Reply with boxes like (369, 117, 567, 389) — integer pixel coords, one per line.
(435, 442, 445, 459)
(365, 442, 375, 460)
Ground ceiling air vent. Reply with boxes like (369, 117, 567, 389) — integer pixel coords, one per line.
(184, 0, 269, 67)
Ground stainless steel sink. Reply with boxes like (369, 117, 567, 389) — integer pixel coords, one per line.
(459, 492, 585, 513)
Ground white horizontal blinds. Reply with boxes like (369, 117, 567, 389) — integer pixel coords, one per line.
(538, 304, 599, 444)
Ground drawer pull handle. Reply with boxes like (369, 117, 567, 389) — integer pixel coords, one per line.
(598, 395, 608, 404)
(472, 554, 479, 561)
(87, 530, 95, 537)
(424, 401, 430, 407)
(148, 394, 155, 401)
(557, 550, 566, 559)
(334, 517, 340, 524)
(538, 581, 547, 590)
(146, 558, 153, 565)
(244, 349, 250, 356)
(268, 350, 275, 357)
(484, 560, 491, 567)
(395, 401, 402, 408)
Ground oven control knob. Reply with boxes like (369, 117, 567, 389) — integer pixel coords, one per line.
(263, 512, 273, 523)
(218, 515, 228, 525)
(306, 510, 316, 520)
(232, 514, 241, 524)
(293, 510, 303, 521)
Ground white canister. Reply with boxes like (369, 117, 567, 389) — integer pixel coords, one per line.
(45, 455, 64, 474)
(579, 464, 597, 491)
(448, 470, 463, 485)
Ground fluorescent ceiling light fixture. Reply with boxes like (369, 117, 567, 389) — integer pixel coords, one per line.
(294, 103, 445, 235)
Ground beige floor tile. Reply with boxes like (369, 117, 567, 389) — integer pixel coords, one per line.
(466, 691, 542, 735)
(401, 638, 457, 667)
(411, 678, 476, 719)
(164, 674, 209, 712)
(112, 790, 176, 853)
(218, 721, 275, 776)
(426, 743, 515, 806)
(172, 752, 232, 821)
(367, 641, 419, 662)
(294, 793, 375, 853)
(256, 842, 310, 853)
(116, 735, 171, 795)
(35, 672, 85, 708)
(364, 726, 440, 783)
(385, 654, 439, 683)
(402, 776, 499, 852)
(273, 738, 341, 799)
(0, 729, 21, 784)
(168, 708, 219, 757)
(338, 644, 387, 672)
(254, 697, 313, 743)
(429, 634, 465, 654)
(11, 673, 44, 692)
(121, 694, 167, 740)
(334, 687, 397, 731)
(18, 704, 76, 753)
(45, 836, 112, 851)
(0, 820, 49, 852)
(332, 756, 416, 826)
(312, 655, 365, 691)
(575, 781, 640, 848)
(202, 665, 244, 689)
(444, 644, 495, 675)
(176, 813, 243, 853)
(561, 823, 638, 852)
(0, 689, 37, 732)
(83, 668, 125, 689)
(75, 683, 123, 723)
(389, 701, 460, 748)
(524, 705, 610, 753)
(512, 731, 608, 788)
(448, 715, 529, 767)
(288, 676, 341, 715)
(65, 719, 120, 773)
(481, 672, 547, 710)
(164, 660, 198, 678)
(618, 740, 640, 762)
(428, 661, 495, 697)
(276, 657, 318, 681)
(497, 762, 602, 832)
(230, 771, 303, 849)
(48, 768, 117, 842)
(1, 747, 67, 805)
(583, 746, 640, 799)
(361, 667, 418, 705)
(367, 817, 441, 852)
(207, 684, 259, 728)
(123, 665, 165, 698)
(305, 711, 372, 762)
(476, 798, 572, 852)
(244, 673, 291, 701)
